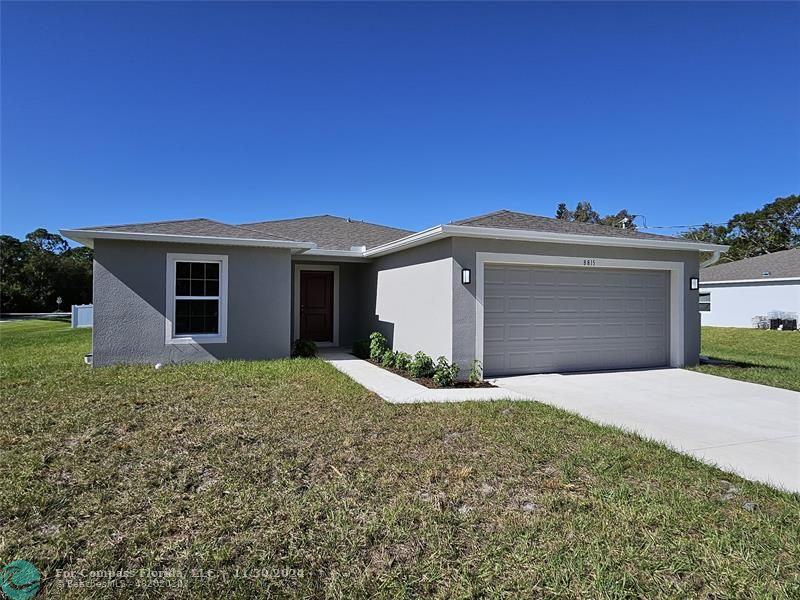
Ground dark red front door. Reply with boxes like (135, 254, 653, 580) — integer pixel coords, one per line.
(299, 270, 334, 342)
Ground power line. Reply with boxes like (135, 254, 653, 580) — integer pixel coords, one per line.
(640, 217, 796, 231)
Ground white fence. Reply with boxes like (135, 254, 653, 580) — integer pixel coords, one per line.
(71, 304, 93, 328)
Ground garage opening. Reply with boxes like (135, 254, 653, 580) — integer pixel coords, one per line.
(483, 264, 670, 376)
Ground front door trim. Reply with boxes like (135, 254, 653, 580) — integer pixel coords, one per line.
(475, 252, 685, 371)
(294, 264, 339, 347)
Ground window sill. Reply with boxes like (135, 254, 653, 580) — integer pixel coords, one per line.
(166, 335, 227, 345)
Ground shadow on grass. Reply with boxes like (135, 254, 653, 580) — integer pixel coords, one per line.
(700, 356, 790, 371)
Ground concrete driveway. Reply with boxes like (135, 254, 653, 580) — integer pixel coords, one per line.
(493, 369, 800, 493)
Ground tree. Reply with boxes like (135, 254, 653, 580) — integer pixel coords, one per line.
(598, 208, 638, 230)
(573, 201, 601, 224)
(555, 201, 638, 230)
(681, 223, 732, 245)
(555, 203, 572, 221)
(0, 229, 93, 312)
(682, 195, 799, 262)
(0, 235, 31, 311)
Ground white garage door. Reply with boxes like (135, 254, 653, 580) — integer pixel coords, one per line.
(483, 265, 670, 376)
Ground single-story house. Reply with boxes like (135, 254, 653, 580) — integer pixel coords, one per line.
(700, 248, 800, 328)
(61, 210, 727, 377)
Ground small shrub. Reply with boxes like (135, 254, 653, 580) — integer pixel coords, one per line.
(369, 332, 388, 361)
(291, 338, 317, 358)
(409, 351, 435, 379)
(352, 339, 370, 359)
(394, 351, 412, 371)
(467, 360, 483, 385)
(432, 356, 460, 387)
(380, 349, 397, 368)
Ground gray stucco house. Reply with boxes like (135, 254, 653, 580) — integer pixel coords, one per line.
(62, 210, 727, 377)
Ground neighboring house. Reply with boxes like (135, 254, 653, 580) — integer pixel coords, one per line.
(700, 248, 800, 328)
(61, 210, 726, 377)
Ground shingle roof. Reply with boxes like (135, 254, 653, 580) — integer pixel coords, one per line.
(240, 215, 413, 251)
(75, 218, 298, 241)
(701, 248, 800, 282)
(450, 210, 687, 242)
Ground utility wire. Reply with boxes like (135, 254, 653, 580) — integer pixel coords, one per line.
(640, 217, 796, 231)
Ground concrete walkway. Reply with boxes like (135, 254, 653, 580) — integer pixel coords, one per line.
(494, 369, 800, 493)
(320, 349, 528, 404)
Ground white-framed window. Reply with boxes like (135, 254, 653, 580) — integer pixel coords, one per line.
(165, 253, 228, 344)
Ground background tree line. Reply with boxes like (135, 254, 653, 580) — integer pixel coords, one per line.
(555, 195, 799, 262)
(0, 229, 93, 313)
(679, 195, 799, 262)
(1, 194, 795, 312)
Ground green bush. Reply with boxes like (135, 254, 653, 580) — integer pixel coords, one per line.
(369, 332, 388, 361)
(467, 360, 483, 385)
(432, 356, 460, 387)
(352, 339, 370, 359)
(409, 351, 435, 379)
(394, 351, 412, 371)
(291, 338, 317, 358)
(380, 349, 397, 368)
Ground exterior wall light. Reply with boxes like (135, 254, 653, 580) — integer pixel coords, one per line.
(462, 268, 472, 285)
(689, 276, 699, 291)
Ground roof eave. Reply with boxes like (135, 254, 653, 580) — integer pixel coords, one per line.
(700, 276, 800, 285)
(297, 248, 371, 261)
(364, 224, 730, 257)
(60, 229, 317, 251)
(363, 225, 446, 257)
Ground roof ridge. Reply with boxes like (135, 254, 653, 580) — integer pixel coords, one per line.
(243, 214, 337, 225)
(451, 209, 512, 225)
(242, 215, 413, 233)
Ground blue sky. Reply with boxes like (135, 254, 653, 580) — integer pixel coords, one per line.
(2, 1, 798, 240)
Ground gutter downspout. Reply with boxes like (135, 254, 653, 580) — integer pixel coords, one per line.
(700, 250, 722, 269)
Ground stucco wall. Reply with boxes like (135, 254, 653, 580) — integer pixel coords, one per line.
(450, 238, 702, 373)
(92, 239, 291, 366)
(363, 239, 454, 359)
(701, 281, 800, 327)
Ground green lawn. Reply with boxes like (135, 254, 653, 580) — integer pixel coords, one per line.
(1, 321, 798, 598)
(692, 326, 800, 392)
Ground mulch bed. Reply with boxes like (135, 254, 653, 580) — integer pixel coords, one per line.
(362, 358, 496, 389)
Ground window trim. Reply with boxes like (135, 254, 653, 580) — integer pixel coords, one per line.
(165, 253, 228, 345)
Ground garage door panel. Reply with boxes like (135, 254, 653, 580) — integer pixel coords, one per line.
(508, 296, 532, 313)
(557, 296, 580, 313)
(533, 270, 558, 286)
(647, 297, 666, 313)
(483, 352, 506, 373)
(532, 295, 556, 312)
(484, 265, 669, 376)
(507, 268, 533, 285)
(646, 323, 667, 339)
(582, 297, 603, 312)
(484, 323, 505, 343)
(485, 267, 506, 285)
(484, 296, 505, 313)
(507, 324, 532, 342)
